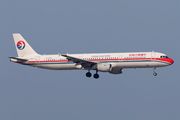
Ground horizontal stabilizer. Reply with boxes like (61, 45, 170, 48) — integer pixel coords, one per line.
(9, 57, 28, 62)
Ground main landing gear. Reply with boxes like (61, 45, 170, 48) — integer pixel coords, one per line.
(86, 71, 92, 77)
(86, 70, 99, 79)
(153, 67, 157, 76)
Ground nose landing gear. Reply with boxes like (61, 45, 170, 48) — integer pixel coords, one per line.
(153, 72, 157, 76)
(153, 67, 157, 76)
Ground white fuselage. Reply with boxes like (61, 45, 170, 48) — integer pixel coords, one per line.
(15, 52, 173, 71)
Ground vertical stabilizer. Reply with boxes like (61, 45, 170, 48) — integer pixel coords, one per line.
(13, 33, 38, 57)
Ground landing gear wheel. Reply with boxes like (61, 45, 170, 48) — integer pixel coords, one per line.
(153, 72, 157, 76)
(93, 73, 99, 79)
(86, 72, 92, 78)
(153, 67, 157, 76)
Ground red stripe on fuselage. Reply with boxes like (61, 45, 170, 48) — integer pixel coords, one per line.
(26, 58, 174, 64)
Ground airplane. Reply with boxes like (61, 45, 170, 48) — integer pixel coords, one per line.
(9, 33, 174, 79)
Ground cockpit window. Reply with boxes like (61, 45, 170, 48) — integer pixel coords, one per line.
(160, 56, 168, 58)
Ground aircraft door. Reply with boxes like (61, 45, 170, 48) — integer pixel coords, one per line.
(79, 56, 83, 59)
(118, 55, 123, 62)
(36, 56, 40, 65)
(151, 53, 156, 61)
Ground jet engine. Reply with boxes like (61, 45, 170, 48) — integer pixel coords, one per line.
(109, 68, 123, 74)
(97, 63, 111, 72)
(97, 63, 123, 74)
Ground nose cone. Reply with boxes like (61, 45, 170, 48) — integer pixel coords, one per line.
(169, 58, 174, 65)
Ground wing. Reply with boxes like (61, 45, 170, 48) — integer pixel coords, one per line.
(61, 54, 98, 69)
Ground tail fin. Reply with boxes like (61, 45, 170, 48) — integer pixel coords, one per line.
(13, 33, 38, 57)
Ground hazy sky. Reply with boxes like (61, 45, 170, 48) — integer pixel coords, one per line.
(0, 0, 179, 120)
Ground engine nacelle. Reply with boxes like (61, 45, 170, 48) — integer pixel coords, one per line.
(97, 63, 123, 74)
(109, 68, 123, 74)
(97, 63, 111, 72)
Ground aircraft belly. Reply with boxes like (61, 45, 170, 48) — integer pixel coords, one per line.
(27, 60, 169, 70)
(33, 63, 78, 70)
(115, 62, 165, 68)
